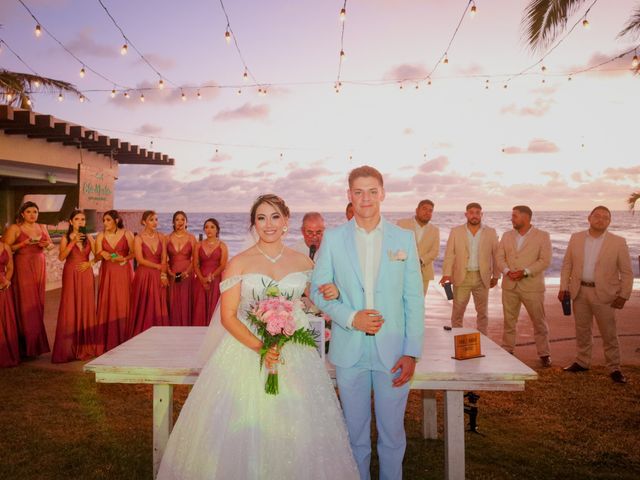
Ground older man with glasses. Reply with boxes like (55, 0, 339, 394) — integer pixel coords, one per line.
(292, 211, 325, 260)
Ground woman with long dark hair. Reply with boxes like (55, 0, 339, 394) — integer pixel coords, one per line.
(129, 210, 169, 336)
(2, 201, 52, 358)
(95, 210, 135, 351)
(52, 210, 100, 363)
(0, 242, 20, 367)
(192, 218, 228, 326)
(167, 211, 196, 326)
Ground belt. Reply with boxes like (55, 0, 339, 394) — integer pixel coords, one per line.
(580, 281, 596, 287)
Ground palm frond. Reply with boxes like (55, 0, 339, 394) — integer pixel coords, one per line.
(628, 192, 640, 212)
(619, 5, 640, 38)
(0, 70, 81, 109)
(522, 0, 586, 51)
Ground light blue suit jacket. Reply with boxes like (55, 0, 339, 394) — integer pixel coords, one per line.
(311, 218, 425, 370)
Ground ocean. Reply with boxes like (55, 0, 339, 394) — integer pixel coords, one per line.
(155, 211, 640, 278)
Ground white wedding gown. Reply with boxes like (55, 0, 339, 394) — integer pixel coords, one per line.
(157, 271, 359, 479)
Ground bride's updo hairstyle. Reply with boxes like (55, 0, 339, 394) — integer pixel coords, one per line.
(249, 194, 290, 228)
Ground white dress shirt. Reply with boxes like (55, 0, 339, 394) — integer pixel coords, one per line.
(466, 225, 483, 271)
(582, 232, 606, 282)
(413, 218, 429, 243)
(347, 218, 383, 328)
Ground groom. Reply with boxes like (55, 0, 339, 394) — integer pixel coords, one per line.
(311, 165, 425, 480)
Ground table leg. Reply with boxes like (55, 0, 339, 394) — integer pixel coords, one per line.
(443, 390, 465, 480)
(153, 384, 174, 479)
(422, 390, 438, 439)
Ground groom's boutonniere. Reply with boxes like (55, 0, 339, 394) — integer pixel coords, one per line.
(388, 249, 407, 262)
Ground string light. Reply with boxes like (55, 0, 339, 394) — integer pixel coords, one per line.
(197, 90, 202, 100)
(181, 91, 187, 101)
(225, 29, 231, 44)
(6, 93, 13, 101)
(158, 78, 165, 89)
(470, 1, 477, 16)
(26, 98, 31, 106)
(541, 65, 547, 72)
(124, 91, 130, 99)
(243, 69, 248, 82)
(340, 7, 346, 21)
(340, 49, 345, 60)
(335, 0, 348, 91)
(79, 95, 85, 103)
(237, 89, 242, 95)
(79, 66, 86, 78)
(34, 80, 40, 88)
(443, 53, 449, 64)
(632, 51, 639, 68)
(139, 93, 145, 102)
(35, 24, 42, 37)
(582, 17, 590, 29)
(120, 43, 128, 55)
(111, 88, 116, 98)
(58, 92, 63, 102)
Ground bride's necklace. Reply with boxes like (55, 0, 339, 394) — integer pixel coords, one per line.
(256, 243, 284, 263)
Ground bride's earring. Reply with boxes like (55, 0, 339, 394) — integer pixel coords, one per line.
(282, 226, 288, 233)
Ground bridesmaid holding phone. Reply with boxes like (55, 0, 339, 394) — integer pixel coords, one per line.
(2, 201, 52, 358)
(52, 210, 100, 363)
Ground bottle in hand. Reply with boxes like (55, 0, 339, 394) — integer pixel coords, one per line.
(443, 282, 454, 300)
(562, 291, 571, 316)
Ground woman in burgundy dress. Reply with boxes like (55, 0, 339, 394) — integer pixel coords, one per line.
(167, 211, 196, 326)
(2, 201, 52, 358)
(192, 218, 228, 326)
(52, 210, 100, 363)
(0, 243, 20, 367)
(95, 210, 135, 351)
(129, 210, 169, 336)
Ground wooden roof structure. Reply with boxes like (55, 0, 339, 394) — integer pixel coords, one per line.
(0, 105, 175, 166)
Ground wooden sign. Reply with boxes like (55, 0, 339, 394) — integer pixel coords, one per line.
(452, 332, 484, 360)
(78, 164, 115, 211)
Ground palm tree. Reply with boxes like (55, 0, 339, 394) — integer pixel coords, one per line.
(0, 69, 81, 109)
(629, 192, 640, 212)
(522, 1, 640, 53)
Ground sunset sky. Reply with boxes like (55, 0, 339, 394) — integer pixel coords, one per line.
(1, 0, 639, 212)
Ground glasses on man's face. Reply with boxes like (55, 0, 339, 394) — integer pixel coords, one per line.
(304, 230, 324, 237)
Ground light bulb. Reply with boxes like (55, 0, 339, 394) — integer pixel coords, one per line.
(79, 67, 86, 78)
(262, 89, 267, 96)
(632, 54, 639, 68)
(181, 92, 186, 101)
(124, 91, 130, 99)
(415, 84, 419, 90)
(258, 87, 263, 94)
(541, 65, 547, 72)
(79, 95, 85, 103)
(140, 93, 145, 102)
(158, 79, 164, 89)
(111, 89, 116, 98)
(225, 30, 231, 44)
(121, 43, 128, 55)
(427, 79, 432, 86)
(58, 93, 63, 102)
(340, 8, 346, 21)
(582, 18, 590, 29)
(197, 91, 202, 100)
(568, 76, 572, 81)
(26, 98, 31, 106)
(243, 70, 248, 82)
(35, 25, 42, 37)
(6, 93, 13, 101)
(237, 89, 242, 95)
(443, 54, 449, 64)
(470, 4, 477, 16)
(399, 83, 404, 90)
(34, 80, 40, 88)
(340, 49, 345, 60)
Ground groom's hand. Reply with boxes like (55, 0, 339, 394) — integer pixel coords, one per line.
(391, 356, 417, 387)
(353, 310, 384, 335)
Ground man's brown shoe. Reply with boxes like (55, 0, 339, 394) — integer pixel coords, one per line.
(610, 370, 627, 384)
(563, 362, 589, 373)
(540, 356, 552, 368)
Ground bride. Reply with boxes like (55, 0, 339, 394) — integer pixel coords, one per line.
(158, 194, 359, 479)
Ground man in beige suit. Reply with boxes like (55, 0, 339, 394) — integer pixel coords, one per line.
(559, 206, 633, 384)
(397, 199, 440, 295)
(440, 203, 499, 335)
(496, 205, 552, 367)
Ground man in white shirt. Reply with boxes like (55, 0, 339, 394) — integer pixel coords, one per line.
(292, 212, 325, 260)
(397, 199, 440, 295)
(559, 205, 634, 383)
(440, 203, 499, 335)
(311, 165, 424, 480)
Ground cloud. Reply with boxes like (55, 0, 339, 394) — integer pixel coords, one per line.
(501, 98, 553, 116)
(403, 128, 414, 135)
(571, 171, 584, 183)
(418, 156, 449, 173)
(602, 165, 640, 181)
(66, 28, 118, 58)
(133, 53, 176, 70)
(213, 103, 270, 122)
(210, 152, 233, 163)
(502, 138, 559, 154)
(134, 123, 163, 135)
(384, 63, 428, 81)
(455, 64, 484, 75)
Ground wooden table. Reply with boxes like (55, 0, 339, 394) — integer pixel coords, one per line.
(84, 326, 537, 479)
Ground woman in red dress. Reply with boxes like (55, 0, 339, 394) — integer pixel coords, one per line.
(2, 201, 52, 358)
(129, 210, 169, 336)
(192, 218, 228, 326)
(52, 210, 100, 363)
(167, 211, 196, 326)
(0, 243, 20, 367)
(95, 210, 135, 351)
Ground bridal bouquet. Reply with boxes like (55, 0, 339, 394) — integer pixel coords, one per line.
(247, 283, 317, 395)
